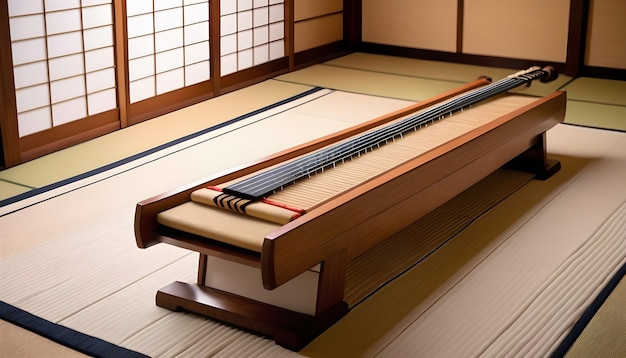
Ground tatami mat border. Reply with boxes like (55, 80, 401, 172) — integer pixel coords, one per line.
(0, 87, 325, 214)
(551, 261, 626, 357)
(0, 301, 149, 358)
(560, 121, 626, 133)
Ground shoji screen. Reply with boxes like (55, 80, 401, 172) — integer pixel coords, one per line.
(8, 0, 117, 137)
(219, 0, 286, 76)
(126, 0, 212, 104)
(2, 0, 325, 166)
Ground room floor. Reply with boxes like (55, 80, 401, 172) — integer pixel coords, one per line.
(1, 53, 625, 357)
(2, 53, 625, 206)
(2, 53, 626, 207)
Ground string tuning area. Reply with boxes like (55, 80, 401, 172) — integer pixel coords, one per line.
(540, 66, 558, 83)
(223, 65, 558, 200)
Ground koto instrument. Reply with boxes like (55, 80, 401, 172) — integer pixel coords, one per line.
(134, 66, 566, 350)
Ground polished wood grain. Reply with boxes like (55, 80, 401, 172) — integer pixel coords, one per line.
(263, 91, 566, 289)
(135, 78, 490, 250)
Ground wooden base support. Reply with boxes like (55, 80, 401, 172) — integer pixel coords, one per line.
(156, 281, 349, 351)
(504, 132, 561, 180)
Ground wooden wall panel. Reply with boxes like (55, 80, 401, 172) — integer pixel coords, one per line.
(294, 0, 343, 53)
(294, 0, 342, 22)
(362, 0, 457, 53)
(585, 0, 626, 69)
(463, 0, 570, 62)
(294, 13, 343, 52)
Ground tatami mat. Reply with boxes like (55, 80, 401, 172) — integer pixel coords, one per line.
(2, 53, 624, 204)
(324, 52, 572, 97)
(560, 77, 626, 105)
(0, 89, 413, 255)
(276, 64, 463, 101)
(276, 58, 568, 101)
(0, 89, 420, 356)
(2, 53, 626, 358)
(344, 169, 534, 306)
(302, 125, 626, 357)
(0, 320, 89, 358)
(0, 181, 30, 200)
(2, 92, 625, 357)
(564, 100, 626, 131)
(565, 276, 626, 358)
(0, 80, 313, 198)
(327, 52, 502, 82)
(558, 76, 626, 131)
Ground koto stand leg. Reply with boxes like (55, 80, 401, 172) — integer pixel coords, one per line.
(155, 253, 348, 351)
(505, 132, 561, 179)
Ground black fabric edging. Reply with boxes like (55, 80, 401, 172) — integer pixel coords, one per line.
(550, 260, 626, 357)
(0, 301, 150, 358)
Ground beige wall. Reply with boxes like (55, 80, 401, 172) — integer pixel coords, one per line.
(294, 0, 344, 52)
(362, 0, 458, 53)
(362, 0, 572, 63)
(585, 0, 626, 69)
(463, 0, 570, 62)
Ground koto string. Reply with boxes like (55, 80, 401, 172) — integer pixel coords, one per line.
(224, 67, 555, 200)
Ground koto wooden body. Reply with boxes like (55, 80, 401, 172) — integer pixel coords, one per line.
(134, 81, 566, 350)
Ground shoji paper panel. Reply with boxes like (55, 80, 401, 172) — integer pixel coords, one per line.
(220, 0, 285, 77)
(8, 0, 116, 136)
(362, 0, 457, 53)
(585, 0, 626, 69)
(463, 0, 570, 62)
(127, 0, 211, 103)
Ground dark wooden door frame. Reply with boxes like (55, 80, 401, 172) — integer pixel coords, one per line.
(0, 0, 20, 168)
(565, 0, 590, 77)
